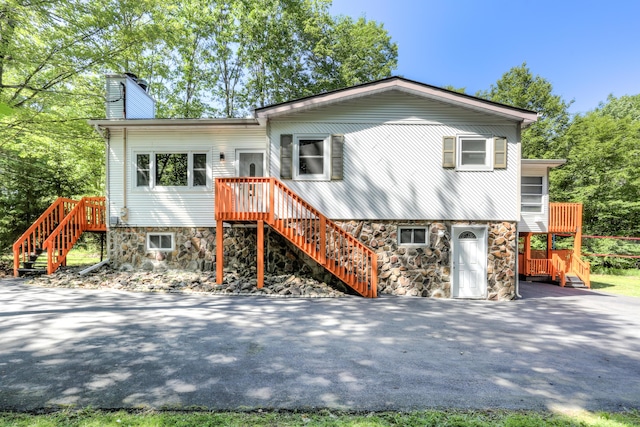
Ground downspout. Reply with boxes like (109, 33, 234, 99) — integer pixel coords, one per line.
(104, 127, 111, 259)
(123, 127, 127, 211)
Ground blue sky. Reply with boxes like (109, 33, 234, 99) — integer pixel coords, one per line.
(330, 0, 640, 114)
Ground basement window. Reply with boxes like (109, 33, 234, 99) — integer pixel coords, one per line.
(147, 233, 175, 251)
(398, 227, 428, 246)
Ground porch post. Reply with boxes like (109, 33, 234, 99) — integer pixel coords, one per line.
(547, 233, 553, 260)
(575, 204, 583, 257)
(216, 220, 224, 284)
(524, 233, 532, 276)
(257, 220, 264, 289)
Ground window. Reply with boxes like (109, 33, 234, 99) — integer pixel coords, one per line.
(156, 153, 188, 186)
(193, 153, 207, 186)
(398, 227, 428, 245)
(135, 152, 209, 188)
(147, 233, 174, 251)
(136, 154, 150, 186)
(521, 176, 543, 213)
(443, 135, 505, 171)
(458, 136, 492, 171)
(281, 134, 343, 181)
(293, 135, 331, 180)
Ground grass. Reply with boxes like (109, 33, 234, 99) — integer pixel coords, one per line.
(0, 409, 639, 427)
(591, 272, 640, 298)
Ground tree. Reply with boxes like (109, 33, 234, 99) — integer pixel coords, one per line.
(0, 0, 398, 250)
(477, 63, 572, 158)
(551, 103, 640, 237)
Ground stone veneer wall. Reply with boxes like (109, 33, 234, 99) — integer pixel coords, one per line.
(108, 220, 517, 300)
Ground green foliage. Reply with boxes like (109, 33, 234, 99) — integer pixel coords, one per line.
(551, 103, 640, 238)
(0, 0, 397, 250)
(477, 62, 572, 159)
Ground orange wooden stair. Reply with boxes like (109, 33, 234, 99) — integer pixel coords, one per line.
(215, 178, 378, 298)
(13, 197, 106, 276)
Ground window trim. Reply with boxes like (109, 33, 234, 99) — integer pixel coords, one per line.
(456, 135, 493, 171)
(292, 134, 331, 181)
(397, 226, 429, 246)
(146, 232, 175, 251)
(133, 150, 211, 191)
(521, 175, 546, 214)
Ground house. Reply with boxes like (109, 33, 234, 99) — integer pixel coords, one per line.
(13, 74, 590, 299)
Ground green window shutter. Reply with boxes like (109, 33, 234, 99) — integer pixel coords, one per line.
(331, 134, 344, 180)
(442, 136, 456, 168)
(280, 134, 293, 179)
(494, 137, 507, 169)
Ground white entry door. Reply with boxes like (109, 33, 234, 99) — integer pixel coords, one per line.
(237, 151, 265, 177)
(452, 226, 487, 298)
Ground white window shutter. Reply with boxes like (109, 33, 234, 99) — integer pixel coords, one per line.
(331, 134, 344, 180)
(280, 134, 293, 179)
(494, 137, 507, 169)
(442, 136, 456, 168)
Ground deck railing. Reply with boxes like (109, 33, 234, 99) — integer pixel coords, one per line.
(42, 197, 107, 274)
(549, 202, 582, 233)
(527, 258, 553, 276)
(215, 177, 377, 298)
(12, 198, 79, 276)
(13, 197, 106, 276)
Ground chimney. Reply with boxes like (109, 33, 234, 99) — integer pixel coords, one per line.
(105, 73, 155, 119)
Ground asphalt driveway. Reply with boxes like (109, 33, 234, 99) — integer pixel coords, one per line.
(1, 278, 639, 412)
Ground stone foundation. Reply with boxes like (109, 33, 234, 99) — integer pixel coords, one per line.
(108, 220, 517, 300)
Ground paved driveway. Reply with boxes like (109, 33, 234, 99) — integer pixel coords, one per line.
(1, 278, 639, 412)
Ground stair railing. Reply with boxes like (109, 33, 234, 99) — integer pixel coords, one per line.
(570, 254, 591, 289)
(215, 177, 378, 297)
(13, 198, 79, 276)
(551, 253, 567, 287)
(41, 197, 107, 274)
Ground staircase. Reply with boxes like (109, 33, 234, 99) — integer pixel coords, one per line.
(13, 197, 106, 276)
(215, 178, 378, 298)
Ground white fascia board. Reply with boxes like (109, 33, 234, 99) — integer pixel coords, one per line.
(88, 118, 261, 130)
(255, 78, 538, 126)
(521, 159, 566, 170)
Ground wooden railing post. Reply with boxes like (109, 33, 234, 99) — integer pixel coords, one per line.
(268, 178, 275, 224)
(319, 216, 326, 265)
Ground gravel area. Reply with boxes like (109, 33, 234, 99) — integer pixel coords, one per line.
(23, 265, 348, 298)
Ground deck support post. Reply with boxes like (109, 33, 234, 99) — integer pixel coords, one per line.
(575, 206, 583, 257)
(524, 233, 532, 276)
(547, 233, 553, 260)
(216, 220, 224, 284)
(257, 220, 264, 289)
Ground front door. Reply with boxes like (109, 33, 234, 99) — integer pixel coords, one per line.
(237, 151, 265, 177)
(235, 150, 266, 212)
(452, 226, 487, 298)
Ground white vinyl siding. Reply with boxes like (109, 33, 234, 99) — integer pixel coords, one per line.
(276, 91, 517, 126)
(271, 121, 519, 221)
(108, 127, 265, 227)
